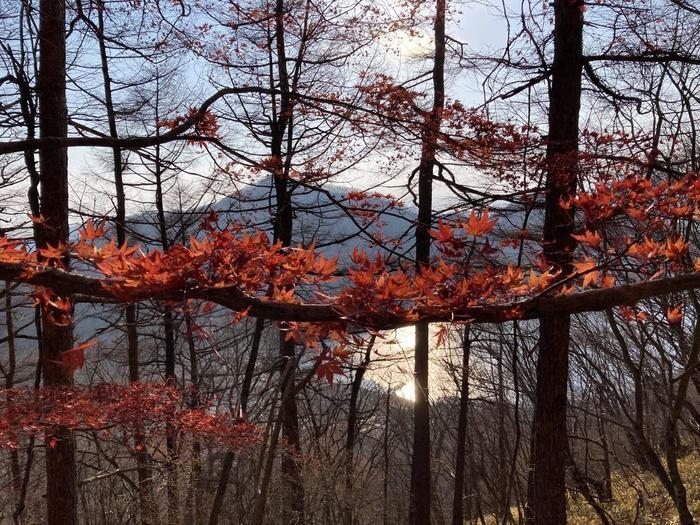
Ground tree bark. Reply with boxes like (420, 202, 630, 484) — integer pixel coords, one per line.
(271, 1, 305, 521)
(37, 2, 78, 524)
(410, 1, 445, 524)
(451, 326, 471, 525)
(343, 339, 374, 525)
(527, 1, 583, 523)
(89, 6, 154, 519)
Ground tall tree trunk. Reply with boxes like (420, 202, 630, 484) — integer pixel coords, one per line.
(4, 283, 22, 500)
(343, 339, 374, 525)
(152, 115, 179, 523)
(526, 1, 583, 523)
(382, 383, 392, 525)
(250, 358, 295, 525)
(598, 411, 612, 501)
(93, 1, 141, 387)
(410, 1, 445, 523)
(37, 2, 78, 524)
(271, 1, 305, 521)
(183, 314, 202, 525)
(451, 326, 471, 525)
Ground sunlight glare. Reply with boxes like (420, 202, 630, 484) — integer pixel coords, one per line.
(396, 380, 416, 402)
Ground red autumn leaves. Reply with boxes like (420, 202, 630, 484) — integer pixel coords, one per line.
(0, 383, 261, 450)
(0, 170, 698, 378)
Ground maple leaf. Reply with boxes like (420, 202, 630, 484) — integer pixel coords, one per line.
(629, 237, 663, 260)
(38, 243, 68, 261)
(600, 273, 615, 288)
(573, 257, 599, 288)
(56, 340, 95, 372)
(434, 323, 450, 347)
(528, 270, 553, 290)
(501, 265, 524, 287)
(619, 307, 647, 322)
(663, 238, 688, 259)
(666, 305, 683, 325)
(560, 283, 576, 296)
(79, 220, 105, 242)
(316, 359, 344, 384)
(430, 220, 455, 243)
(462, 209, 497, 236)
(671, 205, 692, 217)
(313, 255, 337, 278)
(559, 196, 574, 210)
(232, 307, 251, 323)
(571, 230, 602, 248)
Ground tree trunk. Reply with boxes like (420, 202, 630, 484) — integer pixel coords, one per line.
(183, 313, 201, 525)
(37, 2, 78, 524)
(250, 359, 295, 525)
(343, 339, 374, 525)
(383, 384, 392, 525)
(90, 6, 154, 520)
(271, 1, 305, 519)
(4, 283, 22, 500)
(410, 1, 445, 523)
(526, 1, 583, 523)
(451, 326, 471, 525)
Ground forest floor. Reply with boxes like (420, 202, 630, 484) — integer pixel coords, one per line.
(481, 454, 700, 524)
(568, 453, 700, 524)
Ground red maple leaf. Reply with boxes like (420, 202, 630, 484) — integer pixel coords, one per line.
(462, 209, 497, 236)
(55, 340, 95, 372)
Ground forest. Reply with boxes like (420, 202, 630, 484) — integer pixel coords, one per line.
(3, 0, 700, 524)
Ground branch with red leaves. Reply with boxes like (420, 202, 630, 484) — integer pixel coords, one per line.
(3, 258, 700, 326)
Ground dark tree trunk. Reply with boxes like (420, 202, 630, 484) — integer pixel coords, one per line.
(526, 1, 583, 523)
(93, 1, 141, 387)
(598, 414, 613, 502)
(37, 2, 78, 524)
(183, 313, 202, 525)
(271, 1, 305, 521)
(343, 340, 373, 525)
(451, 326, 471, 525)
(410, 1, 445, 524)
(5, 283, 22, 500)
(250, 359, 295, 525)
(383, 383, 392, 525)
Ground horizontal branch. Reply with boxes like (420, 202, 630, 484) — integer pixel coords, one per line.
(586, 52, 700, 66)
(0, 86, 276, 155)
(2, 262, 699, 327)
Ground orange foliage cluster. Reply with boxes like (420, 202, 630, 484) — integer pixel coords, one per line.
(565, 173, 700, 224)
(3, 168, 700, 378)
(563, 173, 700, 275)
(1, 190, 697, 344)
(357, 73, 421, 120)
(0, 383, 261, 450)
(80, 222, 338, 304)
(156, 107, 220, 145)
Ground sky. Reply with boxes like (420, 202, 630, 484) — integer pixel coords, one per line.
(65, 0, 514, 215)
